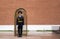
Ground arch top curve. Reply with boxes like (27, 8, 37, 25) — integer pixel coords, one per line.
(15, 8, 27, 18)
(15, 8, 26, 14)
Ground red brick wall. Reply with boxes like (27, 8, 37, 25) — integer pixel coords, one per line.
(0, 0, 60, 25)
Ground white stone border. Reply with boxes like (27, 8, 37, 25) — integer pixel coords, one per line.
(0, 25, 60, 30)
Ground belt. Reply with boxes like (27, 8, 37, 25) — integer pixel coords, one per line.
(18, 21, 23, 22)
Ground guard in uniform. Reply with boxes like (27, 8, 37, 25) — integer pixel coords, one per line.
(16, 11, 24, 37)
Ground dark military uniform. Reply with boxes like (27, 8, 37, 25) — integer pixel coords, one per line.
(16, 16, 24, 37)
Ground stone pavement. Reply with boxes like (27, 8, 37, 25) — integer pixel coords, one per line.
(0, 32, 60, 39)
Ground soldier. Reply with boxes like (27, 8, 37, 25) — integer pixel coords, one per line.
(16, 11, 24, 37)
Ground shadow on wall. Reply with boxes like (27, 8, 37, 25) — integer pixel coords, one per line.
(52, 26, 60, 34)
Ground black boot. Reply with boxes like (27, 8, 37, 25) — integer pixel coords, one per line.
(18, 35, 22, 37)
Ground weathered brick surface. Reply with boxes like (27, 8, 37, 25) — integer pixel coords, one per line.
(0, 0, 60, 25)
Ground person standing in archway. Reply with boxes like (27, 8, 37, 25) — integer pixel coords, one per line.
(16, 11, 24, 37)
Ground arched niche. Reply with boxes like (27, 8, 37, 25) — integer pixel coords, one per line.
(14, 8, 27, 36)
